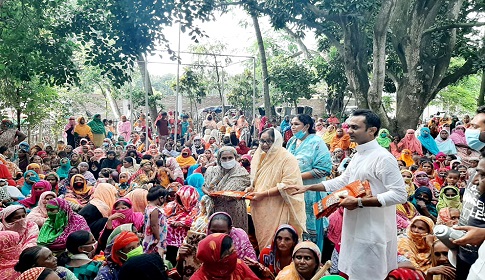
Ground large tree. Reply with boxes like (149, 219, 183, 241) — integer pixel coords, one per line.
(0, 0, 79, 128)
(247, 0, 485, 133)
(70, 0, 217, 122)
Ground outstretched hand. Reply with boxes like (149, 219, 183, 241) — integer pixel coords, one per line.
(283, 185, 308, 195)
(452, 226, 485, 246)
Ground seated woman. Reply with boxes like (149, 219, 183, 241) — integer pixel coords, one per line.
(58, 230, 102, 280)
(15, 246, 77, 280)
(58, 167, 79, 196)
(276, 241, 324, 280)
(259, 224, 299, 278)
(436, 185, 462, 212)
(21, 170, 41, 197)
(115, 172, 135, 197)
(0, 231, 22, 280)
(0, 205, 39, 250)
(176, 212, 256, 278)
(45, 173, 60, 194)
(425, 240, 456, 280)
(56, 158, 71, 180)
(175, 148, 196, 176)
(397, 216, 435, 273)
(98, 198, 144, 253)
(413, 171, 438, 200)
(191, 233, 259, 280)
(79, 183, 118, 239)
(164, 157, 184, 185)
(37, 198, 90, 252)
(19, 180, 52, 209)
(436, 207, 460, 227)
(164, 185, 200, 266)
(64, 174, 94, 210)
(95, 231, 142, 280)
(27, 191, 57, 228)
(128, 160, 156, 186)
(409, 187, 438, 222)
(120, 157, 139, 178)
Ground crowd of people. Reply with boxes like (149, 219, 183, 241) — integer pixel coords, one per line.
(0, 107, 484, 280)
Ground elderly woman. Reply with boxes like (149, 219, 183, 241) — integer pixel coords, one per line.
(247, 128, 306, 250)
(37, 198, 90, 252)
(275, 241, 323, 280)
(64, 174, 93, 208)
(0, 205, 39, 250)
(203, 146, 251, 232)
(78, 162, 96, 185)
(397, 216, 435, 272)
(129, 159, 156, 186)
(435, 130, 457, 155)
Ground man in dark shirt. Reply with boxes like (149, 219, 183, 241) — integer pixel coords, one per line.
(457, 106, 485, 278)
(155, 111, 169, 151)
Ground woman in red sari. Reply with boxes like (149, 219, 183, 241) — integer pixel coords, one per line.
(191, 233, 259, 280)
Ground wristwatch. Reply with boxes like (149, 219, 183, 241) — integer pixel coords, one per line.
(357, 198, 364, 208)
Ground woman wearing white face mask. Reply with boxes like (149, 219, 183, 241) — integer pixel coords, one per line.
(202, 146, 250, 232)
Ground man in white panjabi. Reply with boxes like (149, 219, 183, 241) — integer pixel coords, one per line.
(287, 109, 408, 280)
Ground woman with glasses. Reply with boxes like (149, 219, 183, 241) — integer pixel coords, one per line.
(246, 128, 306, 251)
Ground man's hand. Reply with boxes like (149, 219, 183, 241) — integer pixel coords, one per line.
(426, 266, 456, 279)
(284, 185, 308, 195)
(338, 195, 358, 210)
(452, 226, 485, 246)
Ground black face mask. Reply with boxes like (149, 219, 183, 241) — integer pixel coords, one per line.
(207, 117, 212, 121)
(74, 182, 84, 188)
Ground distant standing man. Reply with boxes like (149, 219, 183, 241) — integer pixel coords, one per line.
(155, 111, 169, 151)
(286, 109, 407, 280)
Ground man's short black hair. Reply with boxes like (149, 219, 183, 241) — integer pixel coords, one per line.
(477, 106, 485, 115)
(351, 109, 381, 136)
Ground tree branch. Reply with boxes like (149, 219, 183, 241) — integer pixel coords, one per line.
(436, 58, 477, 92)
(283, 26, 312, 59)
(423, 22, 485, 35)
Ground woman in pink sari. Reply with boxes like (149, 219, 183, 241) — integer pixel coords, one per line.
(0, 205, 39, 250)
(26, 191, 57, 228)
(0, 231, 22, 280)
(399, 129, 423, 156)
(110, 198, 144, 231)
(19, 180, 52, 209)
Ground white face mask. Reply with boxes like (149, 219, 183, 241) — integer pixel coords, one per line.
(221, 159, 237, 170)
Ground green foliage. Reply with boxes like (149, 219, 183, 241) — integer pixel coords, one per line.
(171, 68, 207, 114)
(269, 55, 317, 108)
(226, 69, 260, 113)
(0, 0, 79, 87)
(431, 74, 481, 115)
(71, 0, 217, 88)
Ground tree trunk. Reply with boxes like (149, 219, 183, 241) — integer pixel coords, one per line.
(367, 0, 396, 129)
(137, 58, 158, 130)
(16, 107, 21, 131)
(250, 12, 272, 118)
(105, 87, 121, 120)
(479, 70, 485, 106)
(213, 60, 225, 116)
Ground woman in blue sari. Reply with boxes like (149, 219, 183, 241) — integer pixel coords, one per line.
(21, 170, 41, 197)
(286, 114, 332, 251)
(417, 127, 440, 155)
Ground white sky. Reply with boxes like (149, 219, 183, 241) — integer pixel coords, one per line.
(146, 7, 318, 76)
